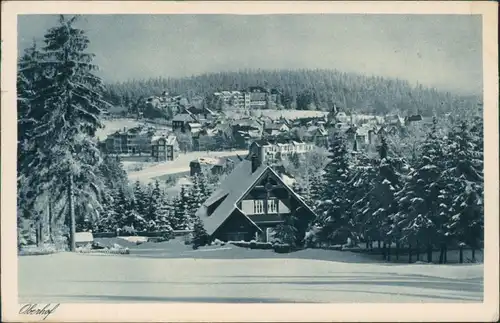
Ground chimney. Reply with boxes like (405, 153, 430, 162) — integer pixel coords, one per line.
(251, 154, 260, 173)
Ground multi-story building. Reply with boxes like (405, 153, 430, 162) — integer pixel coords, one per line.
(104, 126, 155, 155)
(248, 86, 268, 109)
(248, 138, 316, 165)
(151, 135, 179, 162)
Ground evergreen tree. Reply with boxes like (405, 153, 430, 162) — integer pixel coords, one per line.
(18, 15, 110, 251)
(171, 185, 191, 230)
(133, 180, 148, 221)
(395, 117, 447, 260)
(315, 132, 355, 244)
(191, 215, 209, 249)
(444, 119, 484, 259)
(273, 213, 299, 247)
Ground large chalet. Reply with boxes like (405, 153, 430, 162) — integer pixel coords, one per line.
(195, 155, 317, 243)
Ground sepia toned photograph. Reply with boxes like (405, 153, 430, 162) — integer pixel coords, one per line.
(2, 1, 499, 322)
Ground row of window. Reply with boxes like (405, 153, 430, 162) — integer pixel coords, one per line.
(253, 199, 279, 214)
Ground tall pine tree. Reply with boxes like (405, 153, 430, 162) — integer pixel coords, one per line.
(18, 15, 110, 250)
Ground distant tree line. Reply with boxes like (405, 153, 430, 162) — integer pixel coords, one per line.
(103, 69, 481, 117)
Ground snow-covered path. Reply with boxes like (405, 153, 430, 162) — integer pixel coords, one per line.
(127, 150, 248, 183)
(18, 247, 483, 303)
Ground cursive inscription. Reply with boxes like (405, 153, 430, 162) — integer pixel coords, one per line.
(19, 303, 60, 320)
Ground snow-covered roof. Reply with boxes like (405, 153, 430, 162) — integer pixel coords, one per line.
(196, 160, 316, 236)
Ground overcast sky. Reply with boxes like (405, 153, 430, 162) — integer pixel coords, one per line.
(18, 14, 482, 95)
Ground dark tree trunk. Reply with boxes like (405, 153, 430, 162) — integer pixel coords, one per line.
(395, 242, 399, 260)
(416, 240, 420, 261)
(387, 243, 391, 261)
(382, 242, 387, 260)
(443, 244, 447, 264)
(427, 244, 432, 263)
(408, 244, 413, 263)
(48, 201, 54, 244)
(68, 173, 76, 252)
(472, 248, 476, 262)
(366, 240, 369, 250)
(459, 246, 464, 263)
(378, 240, 381, 249)
(36, 218, 42, 247)
(439, 243, 444, 264)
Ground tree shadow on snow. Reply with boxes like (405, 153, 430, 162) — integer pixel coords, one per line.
(66, 276, 482, 293)
(22, 294, 310, 303)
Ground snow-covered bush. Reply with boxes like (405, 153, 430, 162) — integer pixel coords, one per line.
(304, 225, 321, 248)
(76, 243, 130, 255)
(19, 244, 60, 256)
(211, 238, 225, 246)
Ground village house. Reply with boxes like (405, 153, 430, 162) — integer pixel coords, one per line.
(189, 157, 234, 176)
(263, 122, 290, 136)
(231, 118, 263, 148)
(178, 105, 217, 124)
(195, 155, 317, 243)
(248, 138, 316, 165)
(404, 114, 423, 126)
(151, 134, 179, 162)
(172, 113, 198, 133)
(304, 125, 329, 147)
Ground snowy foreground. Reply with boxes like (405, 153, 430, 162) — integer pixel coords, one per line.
(18, 240, 483, 303)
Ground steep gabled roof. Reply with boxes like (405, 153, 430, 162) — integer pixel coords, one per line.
(195, 160, 268, 235)
(196, 160, 317, 236)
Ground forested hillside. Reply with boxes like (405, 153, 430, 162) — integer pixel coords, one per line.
(103, 69, 481, 116)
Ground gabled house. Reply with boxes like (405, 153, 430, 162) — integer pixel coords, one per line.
(172, 113, 198, 133)
(151, 135, 179, 162)
(195, 156, 317, 243)
(404, 114, 423, 126)
(263, 122, 290, 136)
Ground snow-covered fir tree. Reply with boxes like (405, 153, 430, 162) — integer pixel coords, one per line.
(191, 215, 209, 249)
(444, 119, 484, 259)
(315, 131, 355, 245)
(17, 15, 110, 250)
(395, 117, 448, 261)
(171, 185, 191, 230)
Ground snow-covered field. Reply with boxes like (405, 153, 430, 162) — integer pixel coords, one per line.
(18, 240, 483, 303)
(127, 150, 248, 183)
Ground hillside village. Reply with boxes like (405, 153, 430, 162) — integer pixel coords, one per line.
(100, 85, 431, 171)
(15, 14, 487, 308)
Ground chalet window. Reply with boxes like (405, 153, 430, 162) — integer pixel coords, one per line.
(253, 200, 264, 214)
(268, 199, 278, 213)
